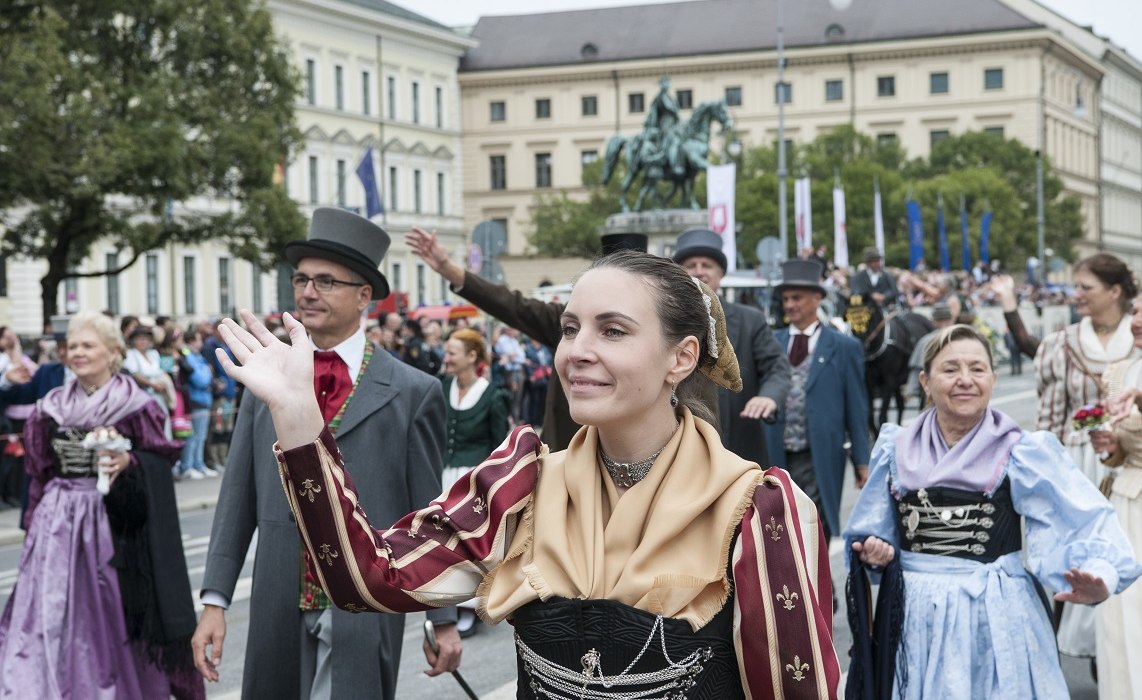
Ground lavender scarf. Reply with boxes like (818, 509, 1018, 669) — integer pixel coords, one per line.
(894, 407, 1023, 495)
(39, 373, 155, 430)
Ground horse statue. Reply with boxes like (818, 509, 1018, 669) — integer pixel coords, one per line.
(844, 296, 936, 433)
(602, 100, 733, 212)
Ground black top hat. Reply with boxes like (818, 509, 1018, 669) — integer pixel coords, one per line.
(672, 229, 727, 271)
(862, 246, 883, 262)
(600, 233, 648, 256)
(931, 304, 953, 322)
(285, 208, 391, 300)
(774, 260, 827, 296)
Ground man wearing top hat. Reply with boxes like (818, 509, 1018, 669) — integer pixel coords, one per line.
(762, 259, 870, 541)
(849, 246, 899, 308)
(673, 228, 792, 466)
(404, 226, 648, 452)
(192, 208, 460, 699)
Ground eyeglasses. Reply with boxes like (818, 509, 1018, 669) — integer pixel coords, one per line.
(290, 273, 366, 293)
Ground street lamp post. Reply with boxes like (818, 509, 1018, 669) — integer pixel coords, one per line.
(776, 0, 787, 258)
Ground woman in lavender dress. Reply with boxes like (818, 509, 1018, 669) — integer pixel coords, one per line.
(0, 312, 203, 699)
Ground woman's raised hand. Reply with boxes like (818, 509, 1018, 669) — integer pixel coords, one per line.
(215, 310, 324, 450)
(1054, 567, 1109, 605)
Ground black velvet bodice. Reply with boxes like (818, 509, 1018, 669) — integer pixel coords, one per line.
(895, 478, 1021, 563)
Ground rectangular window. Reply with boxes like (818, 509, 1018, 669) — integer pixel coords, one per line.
(877, 75, 895, 97)
(362, 71, 371, 115)
(64, 271, 78, 313)
(825, 79, 843, 102)
(984, 68, 1004, 90)
(984, 126, 1005, 137)
(775, 82, 792, 104)
(535, 98, 551, 119)
(490, 155, 506, 190)
(308, 155, 319, 204)
(490, 100, 506, 122)
(435, 86, 444, 128)
(436, 172, 445, 215)
(581, 95, 598, 116)
(491, 218, 508, 242)
(104, 252, 120, 315)
(183, 256, 196, 315)
(677, 89, 693, 109)
(930, 71, 949, 94)
(724, 86, 742, 106)
(218, 257, 231, 316)
(334, 65, 344, 110)
(877, 133, 898, 147)
(535, 153, 552, 188)
(305, 59, 316, 105)
(413, 169, 422, 213)
(390, 262, 402, 292)
(386, 76, 396, 119)
(145, 254, 159, 315)
(628, 92, 645, 113)
(388, 166, 398, 211)
(930, 129, 950, 148)
(416, 264, 426, 307)
(336, 159, 346, 207)
(581, 149, 599, 166)
(411, 81, 420, 124)
(251, 261, 263, 314)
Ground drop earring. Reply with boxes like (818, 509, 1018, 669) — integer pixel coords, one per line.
(669, 379, 679, 408)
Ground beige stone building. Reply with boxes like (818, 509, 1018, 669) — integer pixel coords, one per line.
(459, 0, 1137, 282)
(3, 0, 474, 335)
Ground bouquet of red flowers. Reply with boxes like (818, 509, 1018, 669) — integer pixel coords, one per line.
(1072, 404, 1109, 432)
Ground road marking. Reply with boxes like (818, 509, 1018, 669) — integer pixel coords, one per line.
(989, 389, 1037, 407)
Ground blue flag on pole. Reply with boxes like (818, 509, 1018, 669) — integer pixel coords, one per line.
(960, 203, 971, 271)
(979, 211, 993, 265)
(937, 199, 950, 272)
(906, 199, 925, 271)
(356, 147, 383, 219)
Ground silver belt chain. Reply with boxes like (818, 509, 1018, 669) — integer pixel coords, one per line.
(516, 614, 713, 700)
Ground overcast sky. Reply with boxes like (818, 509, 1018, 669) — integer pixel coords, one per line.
(415, 0, 1142, 62)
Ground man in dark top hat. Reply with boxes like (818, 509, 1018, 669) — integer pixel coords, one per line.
(194, 208, 460, 700)
(404, 227, 646, 451)
(849, 246, 899, 307)
(763, 259, 870, 541)
(673, 228, 791, 466)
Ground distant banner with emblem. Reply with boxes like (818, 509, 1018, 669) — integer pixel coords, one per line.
(707, 163, 737, 272)
(794, 176, 812, 252)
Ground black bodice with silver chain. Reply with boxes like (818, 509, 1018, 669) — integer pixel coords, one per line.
(511, 596, 743, 700)
(894, 478, 1021, 563)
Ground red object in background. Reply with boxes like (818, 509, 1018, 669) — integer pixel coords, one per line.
(368, 291, 409, 319)
(407, 305, 480, 322)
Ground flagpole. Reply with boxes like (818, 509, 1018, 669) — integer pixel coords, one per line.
(776, 0, 788, 259)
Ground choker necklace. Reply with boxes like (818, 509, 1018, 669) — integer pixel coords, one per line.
(599, 422, 679, 488)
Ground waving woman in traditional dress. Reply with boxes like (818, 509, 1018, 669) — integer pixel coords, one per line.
(217, 251, 840, 699)
(846, 324, 1140, 699)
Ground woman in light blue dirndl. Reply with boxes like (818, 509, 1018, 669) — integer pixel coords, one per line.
(845, 324, 1141, 699)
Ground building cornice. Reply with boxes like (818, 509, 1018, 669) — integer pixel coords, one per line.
(270, 0, 477, 56)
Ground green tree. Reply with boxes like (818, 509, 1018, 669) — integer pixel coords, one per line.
(528, 159, 623, 257)
(0, 1, 304, 326)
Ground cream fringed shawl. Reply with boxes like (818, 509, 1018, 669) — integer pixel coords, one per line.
(480, 407, 761, 630)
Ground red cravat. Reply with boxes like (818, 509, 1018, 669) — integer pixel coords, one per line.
(789, 332, 810, 367)
(313, 351, 351, 425)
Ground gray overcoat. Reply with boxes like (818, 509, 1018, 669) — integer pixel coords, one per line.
(201, 349, 454, 700)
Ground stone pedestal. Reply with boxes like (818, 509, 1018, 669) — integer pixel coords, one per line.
(602, 209, 709, 258)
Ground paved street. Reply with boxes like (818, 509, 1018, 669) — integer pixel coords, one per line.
(0, 370, 1099, 698)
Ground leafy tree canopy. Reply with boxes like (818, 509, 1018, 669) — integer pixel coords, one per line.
(0, 0, 305, 325)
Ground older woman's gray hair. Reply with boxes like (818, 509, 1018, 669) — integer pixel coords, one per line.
(67, 311, 127, 373)
(921, 324, 993, 375)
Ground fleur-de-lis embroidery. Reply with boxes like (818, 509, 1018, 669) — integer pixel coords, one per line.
(345, 603, 367, 613)
(785, 655, 810, 682)
(765, 516, 784, 542)
(472, 497, 487, 514)
(431, 513, 451, 531)
(298, 479, 322, 503)
(318, 543, 339, 567)
(776, 584, 799, 611)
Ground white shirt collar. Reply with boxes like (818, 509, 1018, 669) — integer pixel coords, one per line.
(309, 330, 367, 380)
(790, 321, 820, 337)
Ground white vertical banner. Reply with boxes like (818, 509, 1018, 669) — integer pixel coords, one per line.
(833, 185, 849, 269)
(706, 163, 737, 272)
(794, 177, 812, 252)
(873, 183, 886, 257)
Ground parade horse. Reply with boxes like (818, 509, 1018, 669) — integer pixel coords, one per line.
(844, 296, 936, 433)
(602, 100, 733, 212)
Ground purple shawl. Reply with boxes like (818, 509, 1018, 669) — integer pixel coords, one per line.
(39, 373, 155, 430)
(894, 407, 1023, 495)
